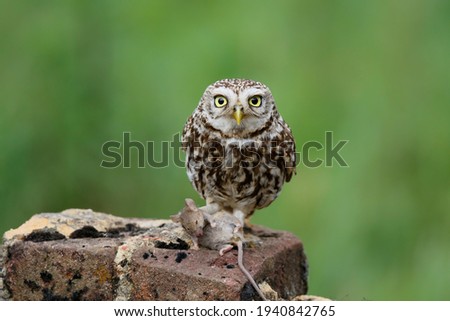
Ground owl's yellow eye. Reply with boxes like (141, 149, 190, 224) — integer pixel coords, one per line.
(248, 95, 262, 107)
(214, 95, 228, 108)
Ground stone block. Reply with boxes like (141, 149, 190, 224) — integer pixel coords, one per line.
(0, 209, 308, 301)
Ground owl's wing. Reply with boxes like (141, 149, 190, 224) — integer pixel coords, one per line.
(181, 114, 195, 152)
(280, 122, 297, 183)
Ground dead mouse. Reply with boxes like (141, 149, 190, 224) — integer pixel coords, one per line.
(171, 198, 239, 253)
(198, 209, 242, 255)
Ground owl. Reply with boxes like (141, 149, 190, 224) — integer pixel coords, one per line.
(182, 79, 296, 226)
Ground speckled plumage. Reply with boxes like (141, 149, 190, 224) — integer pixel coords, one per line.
(182, 79, 296, 224)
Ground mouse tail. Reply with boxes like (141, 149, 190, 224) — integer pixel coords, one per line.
(237, 240, 268, 301)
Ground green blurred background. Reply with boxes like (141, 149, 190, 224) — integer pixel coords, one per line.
(1, 0, 449, 300)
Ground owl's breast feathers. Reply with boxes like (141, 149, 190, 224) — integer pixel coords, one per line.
(182, 113, 296, 210)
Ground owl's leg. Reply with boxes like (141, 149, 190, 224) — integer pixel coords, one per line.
(244, 209, 255, 228)
(198, 197, 221, 214)
(232, 209, 247, 239)
(244, 218, 253, 229)
(198, 199, 221, 227)
(198, 203, 220, 214)
(232, 209, 246, 228)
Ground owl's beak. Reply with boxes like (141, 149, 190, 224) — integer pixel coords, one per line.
(233, 108, 243, 125)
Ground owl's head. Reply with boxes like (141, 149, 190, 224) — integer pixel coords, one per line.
(198, 79, 276, 137)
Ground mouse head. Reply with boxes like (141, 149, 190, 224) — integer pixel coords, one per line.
(181, 199, 205, 237)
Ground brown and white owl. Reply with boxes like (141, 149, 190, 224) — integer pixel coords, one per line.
(182, 79, 296, 226)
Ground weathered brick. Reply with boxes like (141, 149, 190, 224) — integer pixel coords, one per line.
(1, 209, 308, 301)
